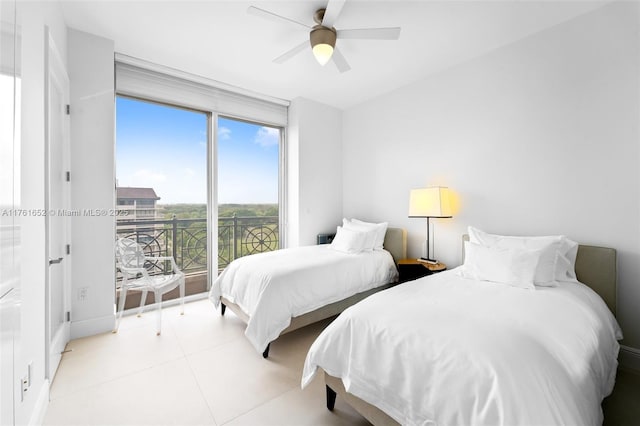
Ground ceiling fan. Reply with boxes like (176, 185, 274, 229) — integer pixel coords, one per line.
(248, 0, 401, 73)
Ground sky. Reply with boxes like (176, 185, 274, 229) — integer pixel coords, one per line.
(116, 97, 279, 204)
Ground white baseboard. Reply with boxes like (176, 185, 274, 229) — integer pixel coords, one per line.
(619, 345, 640, 373)
(70, 294, 208, 339)
(70, 313, 115, 340)
(119, 292, 209, 317)
(28, 379, 49, 426)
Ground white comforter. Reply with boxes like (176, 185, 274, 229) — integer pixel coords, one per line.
(209, 245, 398, 353)
(302, 269, 622, 426)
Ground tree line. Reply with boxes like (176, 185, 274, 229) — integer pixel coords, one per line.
(159, 203, 278, 220)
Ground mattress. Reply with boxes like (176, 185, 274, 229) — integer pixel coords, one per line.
(302, 268, 622, 426)
(209, 244, 398, 353)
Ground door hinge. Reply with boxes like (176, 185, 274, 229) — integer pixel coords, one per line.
(66, 244, 71, 255)
(66, 171, 70, 182)
(65, 311, 71, 322)
(66, 104, 70, 115)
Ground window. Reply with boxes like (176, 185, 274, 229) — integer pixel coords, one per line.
(115, 96, 209, 310)
(114, 58, 288, 311)
(217, 117, 282, 270)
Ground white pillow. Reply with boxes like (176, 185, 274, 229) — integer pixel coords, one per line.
(330, 226, 368, 254)
(460, 241, 540, 290)
(468, 226, 577, 286)
(349, 218, 388, 250)
(342, 219, 376, 251)
(555, 239, 579, 282)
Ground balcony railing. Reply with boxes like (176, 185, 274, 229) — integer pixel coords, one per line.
(115, 215, 279, 277)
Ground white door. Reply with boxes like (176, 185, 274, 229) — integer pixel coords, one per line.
(0, 289, 18, 426)
(45, 30, 71, 380)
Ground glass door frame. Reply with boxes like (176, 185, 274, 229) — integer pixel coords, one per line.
(114, 100, 287, 293)
(114, 94, 213, 302)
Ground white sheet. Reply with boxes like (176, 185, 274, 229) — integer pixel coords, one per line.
(209, 245, 398, 353)
(302, 269, 622, 426)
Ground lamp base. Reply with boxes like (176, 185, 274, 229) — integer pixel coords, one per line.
(418, 257, 439, 265)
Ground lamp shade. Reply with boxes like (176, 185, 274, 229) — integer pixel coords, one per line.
(408, 187, 453, 218)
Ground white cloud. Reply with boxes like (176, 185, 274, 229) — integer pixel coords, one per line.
(218, 126, 231, 141)
(254, 126, 280, 148)
(184, 167, 195, 177)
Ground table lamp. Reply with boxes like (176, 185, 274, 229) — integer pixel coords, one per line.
(408, 187, 452, 263)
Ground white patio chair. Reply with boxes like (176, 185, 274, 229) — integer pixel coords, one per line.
(114, 237, 185, 335)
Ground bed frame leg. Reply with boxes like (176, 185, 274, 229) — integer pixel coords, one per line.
(220, 303, 226, 316)
(262, 343, 270, 358)
(326, 385, 337, 411)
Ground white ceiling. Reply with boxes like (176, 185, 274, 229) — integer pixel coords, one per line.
(59, 0, 608, 109)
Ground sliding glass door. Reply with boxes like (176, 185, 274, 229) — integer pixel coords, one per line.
(115, 96, 209, 310)
(115, 97, 285, 310)
(216, 117, 282, 272)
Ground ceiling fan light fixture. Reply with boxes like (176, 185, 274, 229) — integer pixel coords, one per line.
(310, 25, 336, 66)
(312, 44, 333, 66)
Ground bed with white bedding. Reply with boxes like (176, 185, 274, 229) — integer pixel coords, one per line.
(302, 230, 622, 426)
(209, 225, 406, 357)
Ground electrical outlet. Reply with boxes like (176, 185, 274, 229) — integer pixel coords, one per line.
(78, 287, 88, 301)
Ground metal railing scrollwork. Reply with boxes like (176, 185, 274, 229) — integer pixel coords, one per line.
(116, 215, 279, 279)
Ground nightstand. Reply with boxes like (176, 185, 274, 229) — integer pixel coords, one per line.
(397, 259, 446, 283)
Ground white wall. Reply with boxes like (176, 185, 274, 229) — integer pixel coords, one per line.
(0, 1, 21, 424)
(18, 1, 67, 423)
(68, 29, 115, 339)
(343, 2, 640, 350)
(287, 97, 343, 247)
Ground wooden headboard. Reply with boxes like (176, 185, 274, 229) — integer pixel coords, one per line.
(461, 235, 617, 315)
(384, 227, 407, 263)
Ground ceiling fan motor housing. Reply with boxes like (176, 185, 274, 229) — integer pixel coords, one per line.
(310, 25, 337, 49)
(313, 8, 326, 25)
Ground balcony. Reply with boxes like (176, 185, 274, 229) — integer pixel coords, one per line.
(115, 215, 279, 310)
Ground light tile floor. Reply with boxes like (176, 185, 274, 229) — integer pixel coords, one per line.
(43, 299, 369, 426)
(43, 298, 638, 425)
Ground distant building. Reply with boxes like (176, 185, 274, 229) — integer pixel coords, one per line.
(116, 187, 161, 221)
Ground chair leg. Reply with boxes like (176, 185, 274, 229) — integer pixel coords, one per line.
(138, 290, 148, 317)
(155, 290, 162, 336)
(179, 278, 185, 316)
(114, 287, 128, 333)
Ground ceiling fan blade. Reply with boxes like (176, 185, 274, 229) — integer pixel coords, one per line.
(337, 27, 401, 40)
(332, 47, 351, 73)
(273, 40, 309, 64)
(321, 0, 346, 28)
(248, 6, 311, 31)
